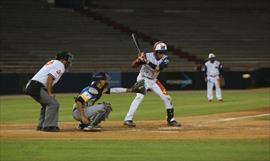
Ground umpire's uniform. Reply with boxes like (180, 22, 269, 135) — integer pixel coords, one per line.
(24, 52, 73, 132)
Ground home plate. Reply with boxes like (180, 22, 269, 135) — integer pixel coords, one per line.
(158, 127, 182, 131)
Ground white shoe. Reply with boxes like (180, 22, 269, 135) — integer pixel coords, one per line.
(123, 120, 136, 128)
(83, 125, 101, 132)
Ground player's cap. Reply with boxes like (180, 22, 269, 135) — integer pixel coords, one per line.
(153, 41, 167, 52)
(92, 72, 111, 81)
(208, 53, 215, 59)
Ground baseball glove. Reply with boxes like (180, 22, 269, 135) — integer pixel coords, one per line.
(131, 80, 146, 95)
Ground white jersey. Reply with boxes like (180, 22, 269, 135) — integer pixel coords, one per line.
(32, 60, 65, 87)
(203, 60, 222, 77)
(139, 52, 169, 80)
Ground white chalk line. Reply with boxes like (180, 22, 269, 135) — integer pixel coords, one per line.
(215, 113, 270, 122)
(120, 114, 270, 132)
(192, 113, 270, 127)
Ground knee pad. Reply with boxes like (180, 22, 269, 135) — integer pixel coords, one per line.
(89, 110, 107, 126)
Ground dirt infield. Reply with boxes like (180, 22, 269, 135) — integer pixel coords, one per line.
(1, 108, 269, 140)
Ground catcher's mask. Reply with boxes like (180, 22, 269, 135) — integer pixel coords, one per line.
(56, 51, 74, 69)
(92, 72, 111, 89)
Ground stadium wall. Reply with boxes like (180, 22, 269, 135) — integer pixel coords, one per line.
(0, 68, 269, 95)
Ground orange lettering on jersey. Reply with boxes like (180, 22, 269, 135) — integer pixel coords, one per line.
(46, 60, 54, 66)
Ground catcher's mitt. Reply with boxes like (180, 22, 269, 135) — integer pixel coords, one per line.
(131, 80, 146, 95)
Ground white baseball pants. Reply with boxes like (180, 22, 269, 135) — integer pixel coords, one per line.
(207, 76, 222, 101)
(124, 75, 173, 121)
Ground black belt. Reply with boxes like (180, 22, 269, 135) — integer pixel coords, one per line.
(142, 75, 154, 80)
(30, 80, 45, 87)
(31, 80, 48, 91)
(24, 80, 46, 97)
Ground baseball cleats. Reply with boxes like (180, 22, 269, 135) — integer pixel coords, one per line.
(123, 120, 136, 128)
(167, 120, 181, 127)
(36, 126, 42, 131)
(77, 123, 89, 130)
(78, 123, 101, 130)
(42, 126, 60, 132)
(83, 125, 101, 132)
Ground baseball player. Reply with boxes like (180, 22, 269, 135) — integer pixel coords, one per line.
(123, 41, 181, 127)
(202, 53, 223, 102)
(72, 72, 145, 131)
(24, 51, 74, 132)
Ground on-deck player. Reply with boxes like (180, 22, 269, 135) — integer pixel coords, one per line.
(123, 41, 181, 127)
(202, 53, 223, 102)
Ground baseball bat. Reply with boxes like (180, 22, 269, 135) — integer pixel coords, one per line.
(131, 33, 141, 54)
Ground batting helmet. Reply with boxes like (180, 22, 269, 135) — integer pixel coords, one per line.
(153, 41, 167, 53)
(208, 53, 215, 59)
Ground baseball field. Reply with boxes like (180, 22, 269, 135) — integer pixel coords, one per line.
(0, 88, 269, 161)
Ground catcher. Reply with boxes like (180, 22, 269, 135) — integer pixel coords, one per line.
(72, 72, 145, 131)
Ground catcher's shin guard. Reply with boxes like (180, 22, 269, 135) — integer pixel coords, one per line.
(89, 110, 106, 127)
(89, 103, 112, 127)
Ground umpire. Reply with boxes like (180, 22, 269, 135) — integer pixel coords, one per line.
(24, 51, 74, 132)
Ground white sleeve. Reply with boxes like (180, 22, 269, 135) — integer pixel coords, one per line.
(202, 63, 207, 71)
(48, 62, 64, 80)
(110, 88, 128, 93)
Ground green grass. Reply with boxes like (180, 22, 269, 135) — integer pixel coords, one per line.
(1, 89, 269, 161)
(256, 115, 270, 120)
(1, 139, 269, 161)
(0, 89, 269, 123)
